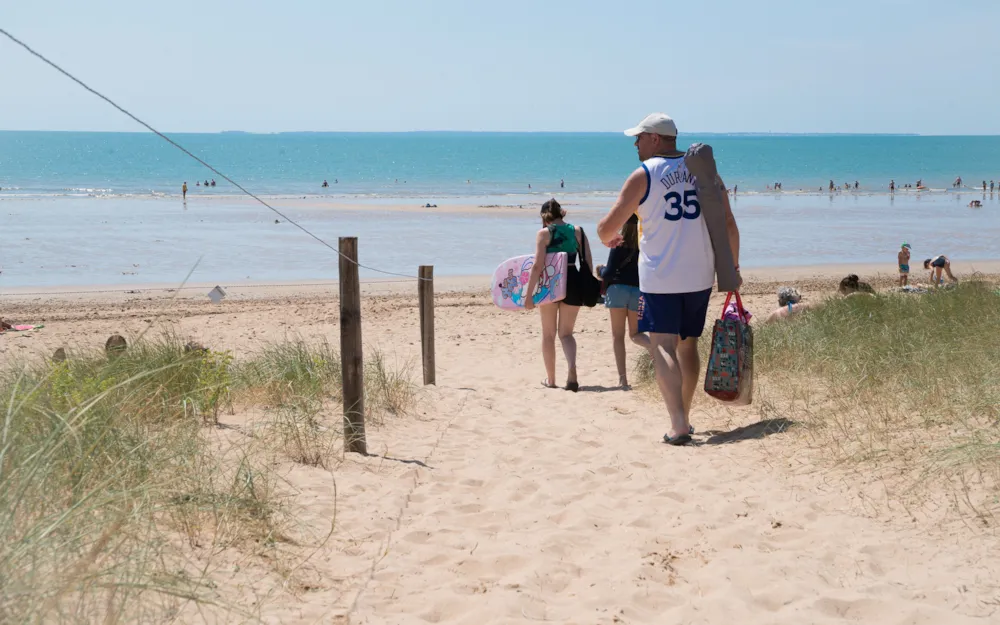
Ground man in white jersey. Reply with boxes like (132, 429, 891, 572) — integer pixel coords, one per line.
(597, 113, 741, 446)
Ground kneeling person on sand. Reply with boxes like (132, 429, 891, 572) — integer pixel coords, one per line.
(598, 113, 741, 446)
(924, 255, 958, 286)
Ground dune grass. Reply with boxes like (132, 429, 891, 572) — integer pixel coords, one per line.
(0, 334, 416, 623)
(632, 281, 1000, 519)
(753, 281, 1000, 515)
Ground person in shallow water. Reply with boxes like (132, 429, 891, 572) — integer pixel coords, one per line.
(524, 199, 593, 392)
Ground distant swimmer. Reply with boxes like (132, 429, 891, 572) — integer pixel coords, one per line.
(528, 183, 532, 189)
(889, 179, 895, 193)
(829, 180, 835, 191)
(322, 180, 329, 188)
(560, 179, 565, 188)
(335, 179, 338, 184)
(204, 180, 210, 187)
(733, 184, 738, 195)
(854, 180, 859, 189)
(954, 176, 962, 188)
(182, 181, 188, 199)
(196, 181, 201, 186)
(991, 180, 995, 193)
(983, 181, 988, 192)
(211, 179, 216, 187)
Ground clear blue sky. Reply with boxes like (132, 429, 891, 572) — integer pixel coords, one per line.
(3, 0, 998, 134)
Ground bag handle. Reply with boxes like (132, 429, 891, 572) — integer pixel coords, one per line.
(578, 227, 593, 271)
(720, 291, 748, 323)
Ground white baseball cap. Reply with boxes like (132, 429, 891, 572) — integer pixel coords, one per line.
(624, 113, 678, 137)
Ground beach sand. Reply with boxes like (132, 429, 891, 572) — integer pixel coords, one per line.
(2, 267, 999, 623)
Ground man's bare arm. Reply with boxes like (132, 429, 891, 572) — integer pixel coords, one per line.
(597, 168, 647, 246)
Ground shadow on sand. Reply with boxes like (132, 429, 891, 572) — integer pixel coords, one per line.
(700, 418, 795, 445)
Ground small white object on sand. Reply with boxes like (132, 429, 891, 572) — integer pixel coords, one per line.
(207, 285, 227, 304)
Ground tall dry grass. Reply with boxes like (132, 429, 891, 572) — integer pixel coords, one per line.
(631, 281, 1000, 520)
(0, 334, 416, 623)
(754, 281, 1000, 518)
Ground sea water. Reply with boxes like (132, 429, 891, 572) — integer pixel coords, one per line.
(3, 131, 1000, 197)
(2, 132, 1000, 288)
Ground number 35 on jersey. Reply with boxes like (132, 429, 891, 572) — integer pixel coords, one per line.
(663, 189, 700, 221)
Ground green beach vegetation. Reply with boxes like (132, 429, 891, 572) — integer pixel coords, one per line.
(0, 334, 415, 623)
(636, 280, 1000, 520)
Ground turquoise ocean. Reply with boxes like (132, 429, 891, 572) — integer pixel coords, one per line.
(2, 132, 1000, 288)
(3, 132, 1000, 197)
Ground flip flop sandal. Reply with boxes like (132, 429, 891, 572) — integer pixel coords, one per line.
(541, 379, 558, 389)
(663, 433, 692, 446)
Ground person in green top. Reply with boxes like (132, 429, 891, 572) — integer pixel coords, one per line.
(525, 199, 593, 391)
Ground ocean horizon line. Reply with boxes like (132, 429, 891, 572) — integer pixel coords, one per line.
(0, 129, 965, 137)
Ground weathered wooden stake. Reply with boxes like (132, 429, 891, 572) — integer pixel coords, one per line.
(418, 265, 435, 385)
(339, 237, 367, 454)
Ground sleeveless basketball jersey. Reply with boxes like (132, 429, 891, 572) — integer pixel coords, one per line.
(635, 155, 715, 294)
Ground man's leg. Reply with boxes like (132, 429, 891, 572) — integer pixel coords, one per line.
(676, 336, 701, 418)
(627, 309, 648, 349)
(647, 333, 688, 439)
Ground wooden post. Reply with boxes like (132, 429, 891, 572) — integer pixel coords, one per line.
(418, 265, 435, 385)
(339, 237, 367, 454)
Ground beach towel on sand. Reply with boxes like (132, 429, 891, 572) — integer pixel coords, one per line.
(704, 292, 753, 405)
(0, 324, 44, 334)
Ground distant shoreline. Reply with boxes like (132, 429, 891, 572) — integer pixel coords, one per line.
(2, 186, 997, 203)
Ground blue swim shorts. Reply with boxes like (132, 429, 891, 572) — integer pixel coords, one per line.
(637, 289, 713, 339)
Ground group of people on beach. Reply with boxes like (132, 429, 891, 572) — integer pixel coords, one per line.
(521, 113, 741, 446)
(898, 243, 958, 287)
(951, 177, 997, 192)
(888, 180, 925, 192)
(517, 113, 974, 447)
(180, 179, 215, 200)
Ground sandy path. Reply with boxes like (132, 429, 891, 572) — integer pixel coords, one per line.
(3, 286, 998, 623)
(335, 307, 997, 624)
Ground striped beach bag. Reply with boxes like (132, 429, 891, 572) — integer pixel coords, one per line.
(703, 291, 754, 405)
